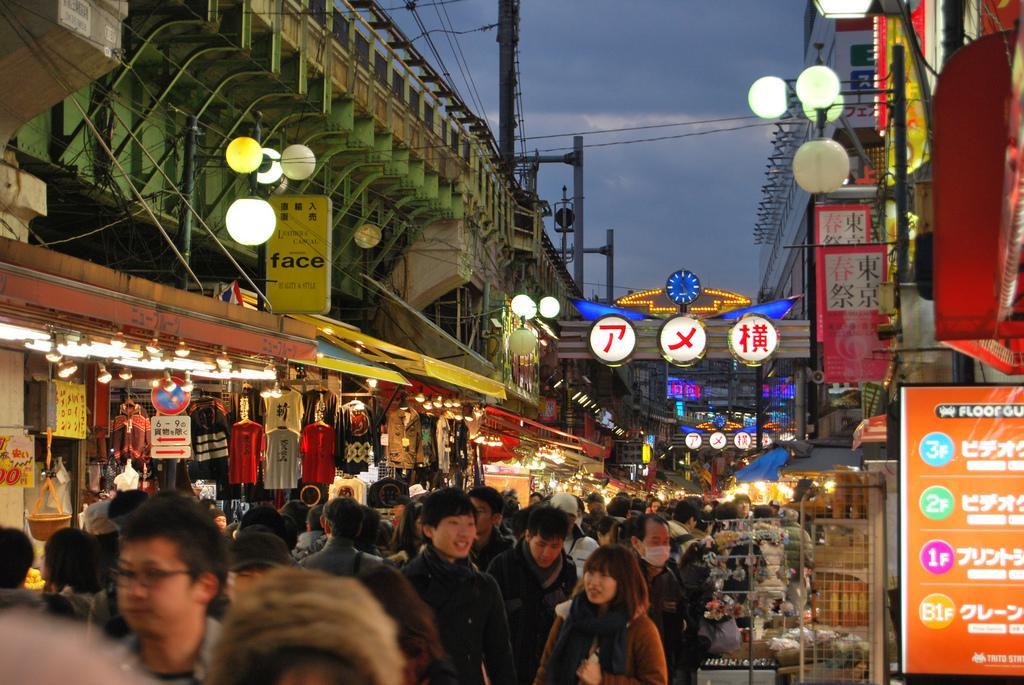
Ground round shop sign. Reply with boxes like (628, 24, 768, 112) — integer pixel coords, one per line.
(658, 315, 707, 366)
(151, 377, 191, 416)
(709, 432, 727, 450)
(684, 432, 703, 450)
(727, 314, 779, 366)
(734, 431, 753, 450)
(587, 315, 637, 366)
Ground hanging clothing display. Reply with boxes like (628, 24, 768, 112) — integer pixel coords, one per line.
(419, 414, 437, 467)
(264, 388, 304, 434)
(329, 475, 368, 504)
(229, 420, 265, 485)
(341, 403, 373, 473)
(386, 407, 424, 469)
(190, 397, 231, 463)
(436, 416, 452, 473)
(110, 401, 150, 462)
(300, 422, 337, 484)
(265, 428, 301, 490)
(302, 389, 338, 428)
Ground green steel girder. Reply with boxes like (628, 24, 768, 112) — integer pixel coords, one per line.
(110, 43, 240, 160)
(368, 204, 440, 273)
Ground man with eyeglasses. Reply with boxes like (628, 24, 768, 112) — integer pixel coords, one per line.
(116, 493, 227, 685)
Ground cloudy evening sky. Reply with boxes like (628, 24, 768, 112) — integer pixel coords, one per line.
(385, 1, 808, 301)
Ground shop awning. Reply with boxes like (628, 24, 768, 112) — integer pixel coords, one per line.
(735, 447, 790, 483)
(851, 414, 887, 450)
(0, 238, 317, 360)
(292, 315, 506, 399)
(781, 446, 862, 475)
(297, 340, 410, 386)
(483, 406, 610, 460)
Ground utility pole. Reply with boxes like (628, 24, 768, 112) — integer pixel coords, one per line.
(584, 228, 614, 304)
(515, 136, 585, 291)
(497, 0, 519, 167)
(177, 115, 198, 290)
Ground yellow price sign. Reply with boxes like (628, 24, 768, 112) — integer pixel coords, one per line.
(266, 195, 333, 314)
(53, 381, 86, 439)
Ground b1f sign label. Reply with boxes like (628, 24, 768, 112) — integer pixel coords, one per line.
(267, 195, 332, 314)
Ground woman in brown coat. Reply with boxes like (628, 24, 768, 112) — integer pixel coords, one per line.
(533, 545, 668, 685)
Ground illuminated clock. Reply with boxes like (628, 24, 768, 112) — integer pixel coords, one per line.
(665, 270, 701, 305)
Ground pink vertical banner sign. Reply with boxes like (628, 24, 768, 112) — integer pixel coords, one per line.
(814, 205, 890, 383)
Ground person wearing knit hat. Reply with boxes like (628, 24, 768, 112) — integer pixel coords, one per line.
(228, 531, 293, 600)
(548, 493, 598, 577)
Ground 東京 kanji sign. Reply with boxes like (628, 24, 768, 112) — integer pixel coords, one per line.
(727, 315, 779, 366)
(658, 315, 706, 367)
(588, 315, 637, 366)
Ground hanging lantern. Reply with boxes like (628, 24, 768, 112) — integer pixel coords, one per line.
(281, 144, 317, 181)
(538, 296, 561, 319)
(225, 136, 264, 174)
(747, 76, 789, 119)
(354, 223, 382, 249)
(510, 294, 537, 319)
(795, 65, 841, 110)
(226, 197, 277, 245)
(509, 327, 538, 356)
(801, 93, 845, 123)
(256, 148, 283, 184)
(792, 138, 850, 194)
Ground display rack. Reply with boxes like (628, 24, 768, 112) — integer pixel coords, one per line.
(796, 470, 887, 684)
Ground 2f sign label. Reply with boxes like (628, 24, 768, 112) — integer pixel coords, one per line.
(267, 195, 333, 314)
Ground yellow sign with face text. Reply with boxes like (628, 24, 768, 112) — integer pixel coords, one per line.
(266, 195, 332, 314)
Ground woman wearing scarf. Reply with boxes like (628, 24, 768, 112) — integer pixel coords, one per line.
(533, 545, 668, 685)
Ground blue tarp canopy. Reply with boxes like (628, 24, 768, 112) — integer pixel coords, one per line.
(734, 447, 789, 483)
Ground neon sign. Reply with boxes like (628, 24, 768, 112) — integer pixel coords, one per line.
(667, 377, 702, 401)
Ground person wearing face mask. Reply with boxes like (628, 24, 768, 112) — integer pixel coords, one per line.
(628, 514, 683, 680)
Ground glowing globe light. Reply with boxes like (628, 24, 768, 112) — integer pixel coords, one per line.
(281, 144, 317, 181)
(225, 136, 263, 174)
(795, 65, 841, 110)
(792, 138, 850, 194)
(256, 148, 283, 184)
(508, 327, 538, 356)
(510, 294, 538, 319)
(538, 296, 561, 319)
(353, 223, 382, 249)
(813, 0, 874, 17)
(747, 76, 789, 119)
(802, 93, 845, 123)
(225, 197, 277, 245)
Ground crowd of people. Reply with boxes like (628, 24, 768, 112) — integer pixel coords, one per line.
(0, 485, 813, 685)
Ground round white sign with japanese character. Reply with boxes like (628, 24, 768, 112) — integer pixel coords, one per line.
(684, 432, 703, 450)
(709, 432, 727, 450)
(588, 315, 637, 366)
(734, 431, 752, 450)
(727, 315, 779, 366)
(658, 315, 707, 366)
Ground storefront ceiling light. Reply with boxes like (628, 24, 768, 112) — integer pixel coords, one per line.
(56, 359, 77, 378)
(117, 367, 132, 381)
(192, 366, 277, 381)
(174, 340, 190, 358)
(115, 357, 216, 372)
(180, 372, 194, 393)
(97, 365, 112, 384)
(110, 332, 127, 349)
(0, 323, 50, 341)
(145, 338, 162, 355)
(59, 341, 144, 360)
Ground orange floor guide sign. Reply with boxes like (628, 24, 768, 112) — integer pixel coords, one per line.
(902, 386, 1024, 676)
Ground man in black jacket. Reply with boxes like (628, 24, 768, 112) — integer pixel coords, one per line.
(469, 486, 513, 571)
(404, 488, 516, 685)
(486, 506, 576, 685)
(301, 497, 382, 575)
